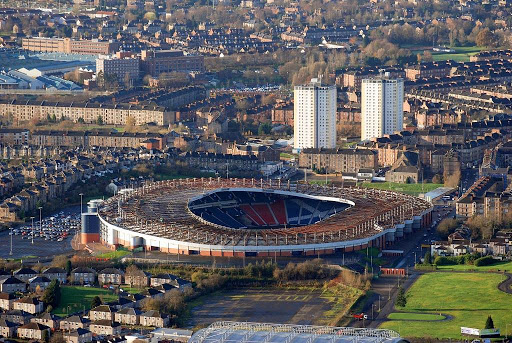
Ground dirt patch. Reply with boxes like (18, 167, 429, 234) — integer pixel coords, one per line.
(187, 288, 334, 328)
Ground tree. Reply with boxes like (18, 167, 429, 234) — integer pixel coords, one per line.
(65, 260, 72, 276)
(444, 169, 461, 188)
(235, 98, 251, 112)
(475, 28, 497, 48)
(485, 315, 494, 329)
(49, 332, 66, 343)
(395, 286, 407, 308)
(42, 280, 61, 309)
(123, 72, 132, 89)
(422, 51, 433, 62)
(424, 252, 432, 265)
(125, 264, 144, 287)
(91, 296, 102, 309)
(96, 115, 104, 125)
(432, 174, 443, 184)
(436, 218, 458, 239)
(125, 116, 137, 133)
(258, 122, 272, 136)
(51, 255, 68, 269)
(144, 11, 156, 21)
(42, 329, 49, 343)
(466, 215, 496, 240)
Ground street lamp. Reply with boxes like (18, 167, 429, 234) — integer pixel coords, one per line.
(38, 207, 42, 234)
(9, 227, 13, 256)
(79, 193, 84, 215)
(30, 216, 35, 245)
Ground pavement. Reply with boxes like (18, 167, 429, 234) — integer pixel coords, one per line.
(498, 273, 512, 294)
(0, 205, 82, 260)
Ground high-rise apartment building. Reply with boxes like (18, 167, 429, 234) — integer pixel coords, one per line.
(361, 76, 404, 141)
(293, 78, 337, 151)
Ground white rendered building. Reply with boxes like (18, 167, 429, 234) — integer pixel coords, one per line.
(361, 76, 404, 141)
(294, 78, 337, 151)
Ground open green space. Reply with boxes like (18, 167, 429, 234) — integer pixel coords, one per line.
(380, 273, 512, 339)
(52, 286, 118, 317)
(95, 249, 131, 259)
(436, 260, 512, 272)
(120, 286, 147, 294)
(280, 152, 296, 159)
(387, 312, 445, 321)
(431, 46, 484, 62)
(360, 182, 442, 196)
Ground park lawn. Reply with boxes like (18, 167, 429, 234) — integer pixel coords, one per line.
(380, 273, 512, 339)
(360, 182, 442, 196)
(280, 152, 296, 159)
(436, 260, 512, 272)
(387, 312, 445, 321)
(432, 46, 483, 62)
(53, 286, 118, 317)
(121, 286, 147, 294)
(95, 249, 131, 259)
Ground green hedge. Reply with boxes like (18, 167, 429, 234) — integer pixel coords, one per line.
(474, 255, 496, 266)
(415, 264, 437, 271)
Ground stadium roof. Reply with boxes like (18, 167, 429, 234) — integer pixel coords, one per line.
(188, 322, 407, 343)
(422, 187, 454, 202)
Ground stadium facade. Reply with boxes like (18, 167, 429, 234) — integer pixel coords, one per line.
(82, 178, 433, 257)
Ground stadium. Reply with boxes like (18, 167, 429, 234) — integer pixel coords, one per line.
(85, 178, 433, 257)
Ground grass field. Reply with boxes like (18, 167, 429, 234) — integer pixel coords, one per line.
(380, 273, 512, 339)
(53, 286, 118, 317)
(280, 152, 296, 159)
(436, 260, 512, 272)
(360, 182, 442, 196)
(121, 286, 147, 294)
(431, 46, 484, 62)
(95, 249, 131, 259)
(387, 312, 445, 321)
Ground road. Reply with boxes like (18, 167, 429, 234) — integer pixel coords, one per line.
(460, 167, 479, 195)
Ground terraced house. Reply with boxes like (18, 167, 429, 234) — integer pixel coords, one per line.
(98, 268, 124, 285)
(0, 99, 174, 126)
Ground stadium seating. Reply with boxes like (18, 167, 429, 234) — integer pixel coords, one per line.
(252, 204, 277, 225)
(284, 200, 301, 225)
(188, 190, 353, 229)
(240, 205, 265, 226)
(232, 191, 253, 204)
(270, 200, 287, 225)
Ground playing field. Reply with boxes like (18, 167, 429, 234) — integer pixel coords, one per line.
(436, 260, 512, 272)
(387, 312, 445, 321)
(431, 46, 484, 62)
(187, 286, 362, 328)
(360, 182, 442, 196)
(95, 249, 131, 259)
(53, 286, 118, 317)
(380, 273, 512, 339)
